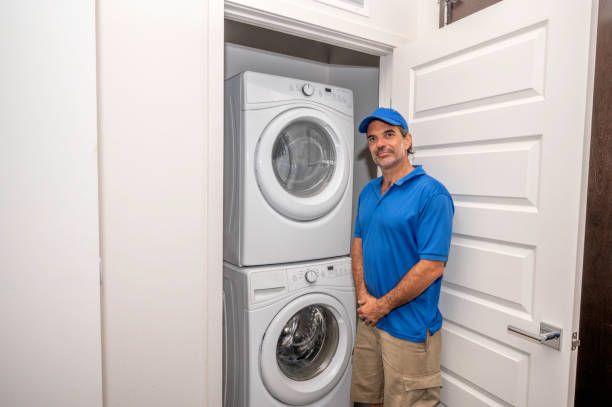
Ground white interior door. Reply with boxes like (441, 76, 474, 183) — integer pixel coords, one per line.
(392, 1, 595, 406)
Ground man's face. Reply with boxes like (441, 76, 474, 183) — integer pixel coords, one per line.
(366, 119, 411, 170)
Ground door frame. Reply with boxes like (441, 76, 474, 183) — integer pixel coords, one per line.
(210, 1, 597, 406)
(570, 1, 600, 405)
(224, 1, 396, 56)
(206, 1, 225, 406)
(574, 0, 611, 403)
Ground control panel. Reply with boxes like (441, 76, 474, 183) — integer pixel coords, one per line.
(242, 72, 353, 115)
(287, 260, 352, 292)
(289, 81, 352, 107)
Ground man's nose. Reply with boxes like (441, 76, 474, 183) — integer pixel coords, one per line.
(375, 138, 388, 149)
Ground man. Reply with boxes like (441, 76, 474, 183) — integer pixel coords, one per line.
(350, 107, 454, 407)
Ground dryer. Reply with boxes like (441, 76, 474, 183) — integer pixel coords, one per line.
(223, 256, 355, 407)
(224, 71, 354, 266)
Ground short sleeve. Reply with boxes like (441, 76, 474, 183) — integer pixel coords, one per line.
(417, 194, 454, 261)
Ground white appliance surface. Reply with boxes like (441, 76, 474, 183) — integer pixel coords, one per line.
(223, 256, 356, 407)
(224, 71, 354, 266)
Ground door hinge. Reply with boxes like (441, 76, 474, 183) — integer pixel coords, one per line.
(438, 0, 460, 27)
(572, 331, 581, 350)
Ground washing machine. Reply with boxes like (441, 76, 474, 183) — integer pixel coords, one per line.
(224, 71, 354, 266)
(223, 256, 355, 407)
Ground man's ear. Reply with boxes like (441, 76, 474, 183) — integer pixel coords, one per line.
(406, 132, 413, 151)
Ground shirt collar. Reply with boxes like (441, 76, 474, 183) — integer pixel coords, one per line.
(394, 165, 425, 186)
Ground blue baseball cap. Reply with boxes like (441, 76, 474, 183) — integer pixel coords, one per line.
(358, 107, 408, 133)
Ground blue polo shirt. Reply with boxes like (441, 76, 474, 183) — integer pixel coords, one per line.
(354, 165, 454, 341)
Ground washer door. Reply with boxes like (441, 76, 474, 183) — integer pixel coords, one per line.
(260, 293, 353, 406)
(255, 107, 350, 221)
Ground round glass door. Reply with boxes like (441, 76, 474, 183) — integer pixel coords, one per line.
(260, 293, 353, 406)
(276, 304, 339, 381)
(255, 107, 350, 221)
(272, 121, 336, 198)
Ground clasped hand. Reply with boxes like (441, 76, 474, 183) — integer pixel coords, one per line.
(357, 293, 390, 325)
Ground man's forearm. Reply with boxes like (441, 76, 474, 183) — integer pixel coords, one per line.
(378, 259, 445, 314)
(354, 252, 445, 325)
(351, 237, 369, 300)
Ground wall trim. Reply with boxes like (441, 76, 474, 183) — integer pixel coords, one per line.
(224, 0, 395, 56)
(379, 54, 393, 107)
(206, 1, 224, 406)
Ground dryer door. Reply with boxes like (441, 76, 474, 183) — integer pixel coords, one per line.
(260, 293, 353, 406)
(254, 107, 350, 221)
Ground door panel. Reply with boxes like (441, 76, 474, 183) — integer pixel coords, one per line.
(1, 1, 102, 406)
(412, 24, 546, 116)
(392, 1, 594, 405)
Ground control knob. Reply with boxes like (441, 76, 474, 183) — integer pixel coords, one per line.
(305, 270, 318, 283)
(302, 83, 315, 96)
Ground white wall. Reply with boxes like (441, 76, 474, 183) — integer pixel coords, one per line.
(0, 2, 102, 406)
(225, 43, 331, 82)
(226, 0, 418, 50)
(225, 42, 379, 238)
(98, 1, 223, 406)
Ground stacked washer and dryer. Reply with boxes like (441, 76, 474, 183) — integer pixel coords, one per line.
(223, 71, 356, 407)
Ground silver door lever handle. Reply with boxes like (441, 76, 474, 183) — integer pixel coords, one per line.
(507, 322, 562, 350)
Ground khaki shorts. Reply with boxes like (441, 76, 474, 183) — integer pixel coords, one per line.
(350, 319, 442, 407)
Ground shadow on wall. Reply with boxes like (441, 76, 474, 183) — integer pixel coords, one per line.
(357, 145, 378, 180)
